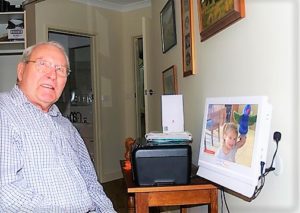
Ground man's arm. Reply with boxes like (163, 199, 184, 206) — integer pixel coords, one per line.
(0, 112, 65, 212)
(74, 131, 116, 213)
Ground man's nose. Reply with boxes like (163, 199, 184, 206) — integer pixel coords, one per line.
(47, 67, 57, 79)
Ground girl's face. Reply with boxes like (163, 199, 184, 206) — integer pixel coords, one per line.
(224, 129, 238, 150)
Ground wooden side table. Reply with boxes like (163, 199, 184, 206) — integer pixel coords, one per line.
(120, 160, 218, 213)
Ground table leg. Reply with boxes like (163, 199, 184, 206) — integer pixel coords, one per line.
(135, 192, 149, 213)
(209, 188, 218, 213)
(180, 206, 188, 213)
(128, 194, 135, 213)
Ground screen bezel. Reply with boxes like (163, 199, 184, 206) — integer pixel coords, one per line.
(197, 96, 272, 197)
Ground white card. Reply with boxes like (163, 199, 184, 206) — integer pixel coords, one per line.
(161, 95, 184, 133)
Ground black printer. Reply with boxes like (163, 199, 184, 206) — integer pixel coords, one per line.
(131, 139, 191, 186)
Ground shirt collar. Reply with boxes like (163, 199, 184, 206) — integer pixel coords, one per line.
(11, 84, 61, 117)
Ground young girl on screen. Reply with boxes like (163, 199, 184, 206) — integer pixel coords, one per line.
(215, 123, 246, 162)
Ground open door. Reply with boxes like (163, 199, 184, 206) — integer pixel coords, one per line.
(142, 16, 154, 133)
(142, 17, 161, 133)
(134, 17, 153, 138)
(48, 31, 102, 178)
(134, 36, 145, 138)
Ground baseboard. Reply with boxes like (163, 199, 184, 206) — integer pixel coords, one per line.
(101, 170, 123, 183)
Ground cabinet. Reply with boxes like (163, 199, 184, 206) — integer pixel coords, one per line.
(0, 11, 26, 54)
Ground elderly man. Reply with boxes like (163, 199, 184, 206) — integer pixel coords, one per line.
(0, 41, 116, 212)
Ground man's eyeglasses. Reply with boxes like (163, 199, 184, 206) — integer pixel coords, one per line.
(25, 59, 71, 78)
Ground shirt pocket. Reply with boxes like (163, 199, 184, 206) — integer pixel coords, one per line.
(22, 129, 59, 168)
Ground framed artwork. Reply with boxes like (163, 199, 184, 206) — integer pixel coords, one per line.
(181, 0, 195, 77)
(160, 0, 177, 53)
(162, 65, 177, 95)
(197, 0, 245, 42)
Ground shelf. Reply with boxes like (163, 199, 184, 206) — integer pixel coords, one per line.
(0, 42, 25, 53)
(0, 49, 23, 55)
(0, 11, 26, 54)
(0, 40, 24, 44)
(0, 11, 24, 24)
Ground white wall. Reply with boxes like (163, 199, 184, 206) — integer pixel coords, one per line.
(149, 0, 299, 212)
(121, 8, 151, 147)
(0, 55, 20, 92)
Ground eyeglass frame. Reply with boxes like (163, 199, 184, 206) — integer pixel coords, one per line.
(24, 58, 71, 77)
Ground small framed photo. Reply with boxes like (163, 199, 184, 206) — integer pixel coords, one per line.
(197, 0, 245, 42)
(160, 0, 177, 53)
(162, 65, 177, 95)
(181, 0, 195, 77)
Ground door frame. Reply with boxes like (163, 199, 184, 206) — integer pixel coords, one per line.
(47, 29, 104, 180)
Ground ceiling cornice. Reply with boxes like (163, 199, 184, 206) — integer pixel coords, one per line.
(70, 0, 151, 12)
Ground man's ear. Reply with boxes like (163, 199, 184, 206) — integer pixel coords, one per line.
(17, 62, 25, 82)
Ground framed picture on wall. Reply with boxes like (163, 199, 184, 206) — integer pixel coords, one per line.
(162, 65, 177, 95)
(160, 0, 177, 53)
(181, 0, 195, 77)
(197, 0, 245, 42)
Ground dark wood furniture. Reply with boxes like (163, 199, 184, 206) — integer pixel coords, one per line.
(120, 160, 218, 213)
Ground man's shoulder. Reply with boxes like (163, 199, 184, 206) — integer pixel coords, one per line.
(0, 86, 24, 107)
(0, 88, 22, 115)
(0, 90, 9, 97)
(0, 91, 12, 107)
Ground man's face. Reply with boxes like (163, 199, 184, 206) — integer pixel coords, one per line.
(17, 44, 68, 112)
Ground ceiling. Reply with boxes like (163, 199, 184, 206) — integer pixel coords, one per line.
(71, 0, 151, 12)
(101, 0, 149, 5)
(22, 0, 151, 12)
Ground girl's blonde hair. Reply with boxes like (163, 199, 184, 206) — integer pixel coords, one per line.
(223, 122, 238, 137)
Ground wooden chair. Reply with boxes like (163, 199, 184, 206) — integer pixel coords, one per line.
(204, 108, 226, 154)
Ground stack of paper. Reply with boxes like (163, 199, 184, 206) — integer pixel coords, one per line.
(145, 131, 192, 144)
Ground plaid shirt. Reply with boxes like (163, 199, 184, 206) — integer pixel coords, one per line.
(0, 85, 116, 213)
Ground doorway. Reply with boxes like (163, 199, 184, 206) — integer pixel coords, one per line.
(134, 36, 146, 138)
(48, 31, 95, 163)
